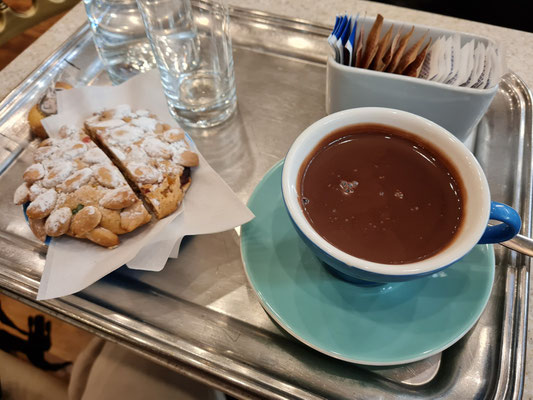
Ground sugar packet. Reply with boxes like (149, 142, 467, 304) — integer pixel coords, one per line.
(360, 14, 383, 69)
(335, 16, 352, 65)
(327, 13, 504, 89)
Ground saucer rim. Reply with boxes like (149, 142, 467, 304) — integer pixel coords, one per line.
(241, 160, 495, 366)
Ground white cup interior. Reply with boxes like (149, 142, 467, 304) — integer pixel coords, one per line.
(282, 107, 491, 276)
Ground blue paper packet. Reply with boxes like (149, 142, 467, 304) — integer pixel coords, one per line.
(336, 16, 352, 65)
(332, 15, 348, 63)
(346, 14, 359, 66)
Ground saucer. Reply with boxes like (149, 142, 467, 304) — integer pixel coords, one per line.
(241, 161, 495, 365)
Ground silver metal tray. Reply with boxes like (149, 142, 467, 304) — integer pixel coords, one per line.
(0, 7, 530, 399)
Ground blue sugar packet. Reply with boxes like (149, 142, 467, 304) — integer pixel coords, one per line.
(333, 15, 348, 62)
(336, 16, 352, 65)
(328, 15, 342, 58)
(346, 15, 359, 66)
(329, 15, 341, 45)
(335, 15, 348, 41)
(340, 17, 354, 65)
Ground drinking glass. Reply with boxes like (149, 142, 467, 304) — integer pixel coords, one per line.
(136, 0, 237, 128)
(83, 0, 156, 84)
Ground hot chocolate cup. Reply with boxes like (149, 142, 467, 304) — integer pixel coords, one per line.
(282, 107, 521, 284)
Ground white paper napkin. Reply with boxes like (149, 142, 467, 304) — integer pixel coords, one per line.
(36, 71, 254, 300)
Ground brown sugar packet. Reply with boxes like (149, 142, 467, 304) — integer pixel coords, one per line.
(360, 14, 384, 69)
(385, 25, 415, 73)
(354, 19, 365, 67)
(403, 38, 433, 77)
(394, 31, 429, 74)
(369, 25, 393, 70)
(380, 26, 402, 71)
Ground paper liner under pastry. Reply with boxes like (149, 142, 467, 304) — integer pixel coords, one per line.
(37, 71, 254, 300)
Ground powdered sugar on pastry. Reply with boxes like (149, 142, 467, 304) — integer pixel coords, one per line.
(15, 124, 151, 247)
(107, 125, 144, 147)
(16, 104, 197, 246)
(59, 167, 93, 193)
(131, 116, 158, 132)
(92, 164, 126, 189)
(14, 183, 30, 205)
(33, 146, 57, 163)
(84, 105, 199, 219)
(142, 137, 172, 159)
(42, 161, 74, 188)
(108, 104, 134, 119)
(63, 142, 87, 159)
(89, 119, 126, 130)
(45, 207, 71, 237)
(58, 125, 83, 138)
(83, 147, 109, 164)
(134, 109, 150, 117)
(27, 189, 57, 218)
(127, 162, 163, 184)
(163, 128, 185, 143)
(126, 145, 149, 162)
(23, 163, 45, 183)
(170, 140, 188, 160)
(110, 146, 126, 161)
(28, 182, 46, 201)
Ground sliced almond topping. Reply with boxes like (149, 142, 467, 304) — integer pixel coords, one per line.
(82, 148, 108, 164)
(45, 207, 72, 237)
(71, 205, 102, 237)
(14, 183, 30, 205)
(33, 146, 57, 163)
(177, 151, 199, 167)
(99, 186, 138, 210)
(60, 168, 93, 193)
(23, 163, 45, 183)
(28, 183, 46, 202)
(163, 129, 185, 143)
(143, 137, 172, 159)
(154, 123, 164, 134)
(85, 227, 119, 248)
(120, 201, 151, 232)
(42, 161, 74, 188)
(63, 142, 87, 159)
(28, 217, 47, 242)
(92, 164, 124, 189)
(27, 189, 57, 219)
(128, 162, 162, 184)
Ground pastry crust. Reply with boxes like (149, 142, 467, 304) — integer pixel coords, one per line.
(15, 125, 151, 247)
(84, 105, 199, 219)
(28, 82, 73, 139)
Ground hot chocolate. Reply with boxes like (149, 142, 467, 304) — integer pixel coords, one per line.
(298, 123, 464, 264)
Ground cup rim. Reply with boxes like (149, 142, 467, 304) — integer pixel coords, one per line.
(281, 107, 491, 277)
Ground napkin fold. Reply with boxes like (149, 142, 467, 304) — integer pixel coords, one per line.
(36, 71, 254, 300)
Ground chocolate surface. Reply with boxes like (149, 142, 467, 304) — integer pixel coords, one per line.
(298, 124, 464, 264)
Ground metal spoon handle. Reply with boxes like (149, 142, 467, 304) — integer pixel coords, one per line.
(499, 233, 533, 257)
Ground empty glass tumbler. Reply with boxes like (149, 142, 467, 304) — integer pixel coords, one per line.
(136, 0, 237, 128)
(83, 0, 156, 84)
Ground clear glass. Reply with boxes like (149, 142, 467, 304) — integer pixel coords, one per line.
(136, 0, 237, 128)
(83, 0, 156, 84)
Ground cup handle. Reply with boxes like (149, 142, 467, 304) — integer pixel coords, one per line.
(478, 201, 522, 244)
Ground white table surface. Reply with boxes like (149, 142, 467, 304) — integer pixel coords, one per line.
(1, 0, 532, 397)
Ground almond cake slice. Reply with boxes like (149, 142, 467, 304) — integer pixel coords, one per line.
(84, 105, 199, 219)
(13, 125, 151, 248)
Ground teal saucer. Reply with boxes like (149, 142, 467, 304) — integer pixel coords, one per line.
(241, 161, 495, 365)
